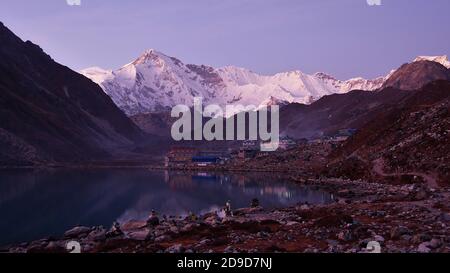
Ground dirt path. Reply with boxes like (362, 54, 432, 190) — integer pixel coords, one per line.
(372, 158, 439, 188)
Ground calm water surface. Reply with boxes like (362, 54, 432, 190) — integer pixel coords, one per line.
(0, 169, 333, 246)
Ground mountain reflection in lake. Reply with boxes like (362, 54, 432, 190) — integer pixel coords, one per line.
(0, 169, 333, 245)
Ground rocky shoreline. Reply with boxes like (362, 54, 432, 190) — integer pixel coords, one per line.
(4, 178, 449, 254)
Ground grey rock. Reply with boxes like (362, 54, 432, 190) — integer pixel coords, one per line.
(224, 246, 234, 253)
(413, 233, 432, 244)
(428, 238, 442, 249)
(198, 239, 211, 246)
(390, 226, 411, 239)
(415, 190, 428, 200)
(166, 244, 185, 253)
(87, 228, 106, 242)
(64, 226, 92, 239)
(338, 230, 353, 242)
(155, 235, 171, 243)
(374, 235, 385, 243)
(417, 243, 431, 253)
(401, 235, 412, 242)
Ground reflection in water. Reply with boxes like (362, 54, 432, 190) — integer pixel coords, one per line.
(0, 169, 333, 246)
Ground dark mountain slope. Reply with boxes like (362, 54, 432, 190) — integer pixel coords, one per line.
(0, 22, 145, 166)
(382, 60, 450, 90)
(328, 80, 450, 186)
(280, 61, 450, 139)
(280, 87, 412, 139)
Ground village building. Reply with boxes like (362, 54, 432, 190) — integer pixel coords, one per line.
(192, 155, 221, 166)
(165, 147, 198, 167)
(165, 147, 230, 167)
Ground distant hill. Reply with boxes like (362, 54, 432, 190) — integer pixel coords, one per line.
(382, 61, 450, 90)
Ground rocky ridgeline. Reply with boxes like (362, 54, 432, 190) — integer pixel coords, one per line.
(5, 179, 449, 253)
(382, 100, 450, 183)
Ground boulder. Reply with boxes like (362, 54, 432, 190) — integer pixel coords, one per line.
(373, 235, 385, 243)
(165, 244, 185, 253)
(428, 238, 442, 249)
(417, 243, 431, 253)
(412, 233, 432, 244)
(338, 230, 353, 242)
(64, 227, 92, 239)
(390, 226, 411, 240)
(87, 228, 107, 242)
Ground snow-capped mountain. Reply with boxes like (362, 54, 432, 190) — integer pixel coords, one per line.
(80, 51, 448, 116)
(414, 55, 450, 69)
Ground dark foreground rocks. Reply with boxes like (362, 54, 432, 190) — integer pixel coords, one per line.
(5, 179, 450, 253)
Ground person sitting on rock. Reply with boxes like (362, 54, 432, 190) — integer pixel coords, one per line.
(146, 210, 160, 228)
(189, 211, 198, 222)
(106, 221, 123, 238)
(251, 198, 260, 208)
(225, 200, 233, 217)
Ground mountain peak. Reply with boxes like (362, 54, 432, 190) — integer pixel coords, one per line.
(83, 51, 450, 116)
(383, 60, 450, 90)
(82, 51, 387, 115)
(219, 65, 255, 74)
(314, 72, 337, 81)
(132, 49, 167, 65)
(0, 21, 24, 45)
(142, 48, 163, 56)
(413, 55, 450, 69)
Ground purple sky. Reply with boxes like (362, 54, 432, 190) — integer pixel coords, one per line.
(1, 0, 449, 79)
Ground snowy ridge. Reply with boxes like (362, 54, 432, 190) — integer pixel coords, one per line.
(413, 55, 450, 69)
(81, 51, 448, 116)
